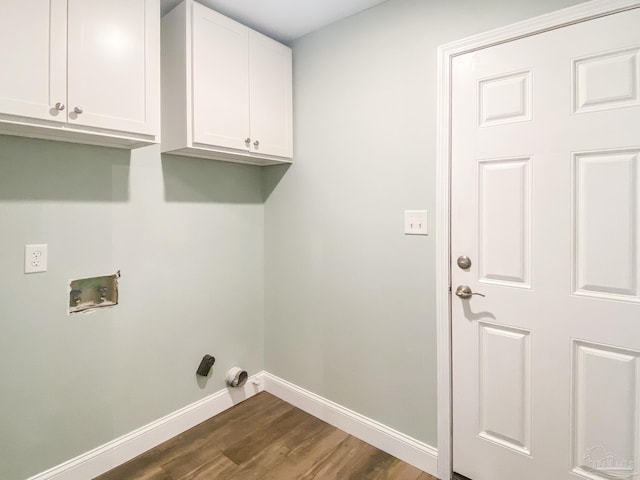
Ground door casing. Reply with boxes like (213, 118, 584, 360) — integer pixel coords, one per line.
(435, 1, 640, 478)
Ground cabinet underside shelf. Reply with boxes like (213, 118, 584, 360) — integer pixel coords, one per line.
(162, 146, 292, 166)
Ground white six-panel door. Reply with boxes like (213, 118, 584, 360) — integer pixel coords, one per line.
(451, 7, 640, 480)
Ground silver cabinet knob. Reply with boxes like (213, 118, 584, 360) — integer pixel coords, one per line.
(74, 106, 83, 114)
(253, 140, 259, 149)
(455, 285, 486, 300)
(245, 137, 251, 147)
(55, 102, 65, 111)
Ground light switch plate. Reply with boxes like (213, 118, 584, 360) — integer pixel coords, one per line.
(404, 210, 428, 235)
(25, 244, 48, 273)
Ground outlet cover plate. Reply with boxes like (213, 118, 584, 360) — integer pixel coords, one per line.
(404, 210, 428, 235)
(25, 244, 48, 273)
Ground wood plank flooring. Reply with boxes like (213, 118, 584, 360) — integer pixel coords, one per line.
(94, 392, 438, 480)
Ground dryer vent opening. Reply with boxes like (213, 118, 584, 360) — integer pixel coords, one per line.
(225, 367, 248, 388)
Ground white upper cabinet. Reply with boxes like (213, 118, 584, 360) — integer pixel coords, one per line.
(162, 0, 293, 165)
(0, 0, 160, 148)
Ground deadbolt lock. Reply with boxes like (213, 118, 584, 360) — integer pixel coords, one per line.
(457, 255, 472, 269)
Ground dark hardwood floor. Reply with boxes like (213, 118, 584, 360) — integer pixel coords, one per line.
(94, 392, 438, 480)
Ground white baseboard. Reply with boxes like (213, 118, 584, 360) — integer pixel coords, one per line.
(28, 371, 438, 480)
(27, 372, 265, 480)
(262, 372, 439, 476)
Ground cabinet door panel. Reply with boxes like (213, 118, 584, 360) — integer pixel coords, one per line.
(67, 0, 158, 135)
(0, 0, 66, 122)
(191, 2, 249, 150)
(249, 31, 293, 158)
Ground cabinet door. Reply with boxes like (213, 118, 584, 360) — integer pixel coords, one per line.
(0, 0, 66, 122)
(191, 2, 250, 151)
(67, 0, 159, 135)
(249, 31, 293, 158)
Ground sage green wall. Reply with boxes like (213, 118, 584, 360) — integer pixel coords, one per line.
(2, 1, 593, 478)
(0, 138, 265, 480)
(264, 0, 585, 446)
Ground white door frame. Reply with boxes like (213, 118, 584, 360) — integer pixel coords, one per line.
(434, 1, 640, 478)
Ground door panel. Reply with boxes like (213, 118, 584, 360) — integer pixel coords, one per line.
(573, 47, 640, 114)
(452, 7, 640, 480)
(478, 158, 532, 287)
(573, 149, 640, 300)
(571, 341, 640, 480)
(0, 0, 66, 122)
(479, 70, 532, 127)
(478, 322, 532, 455)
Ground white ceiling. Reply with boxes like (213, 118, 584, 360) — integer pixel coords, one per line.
(160, 0, 389, 44)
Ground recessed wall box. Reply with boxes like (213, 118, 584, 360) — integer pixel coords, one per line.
(69, 272, 120, 314)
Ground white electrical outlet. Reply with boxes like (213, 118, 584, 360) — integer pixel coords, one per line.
(25, 244, 48, 273)
(404, 210, 428, 235)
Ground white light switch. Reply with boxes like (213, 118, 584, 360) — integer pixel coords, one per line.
(404, 210, 428, 235)
(25, 244, 48, 273)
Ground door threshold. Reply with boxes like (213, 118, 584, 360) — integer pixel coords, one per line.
(453, 473, 472, 480)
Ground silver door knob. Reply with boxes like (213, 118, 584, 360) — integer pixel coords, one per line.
(455, 285, 486, 299)
(55, 102, 65, 111)
(253, 140, 260, 149)
(74, 106, 83, 114)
